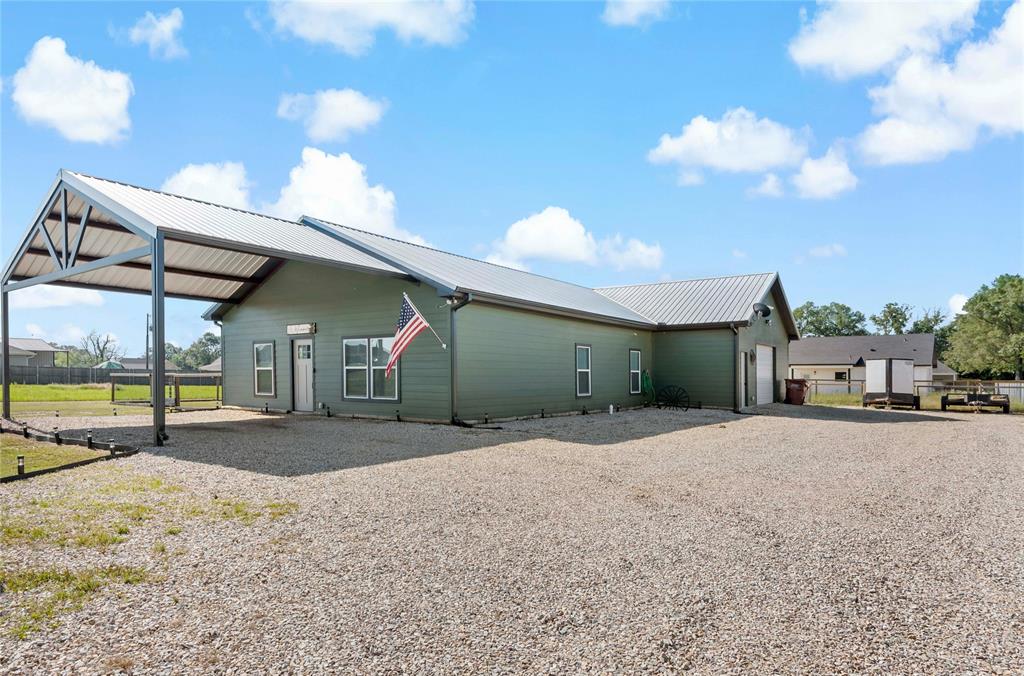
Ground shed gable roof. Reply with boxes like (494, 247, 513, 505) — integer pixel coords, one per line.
(596, 273, 799, 336)
(789, 334, 936, 366)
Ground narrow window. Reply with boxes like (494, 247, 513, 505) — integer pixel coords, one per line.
(370, 336, 398, 400)
(343, 338, 368, 399)
(576, 344, 591, 397)
(253, 342, 275, 396)
(629, 349, 642, 394)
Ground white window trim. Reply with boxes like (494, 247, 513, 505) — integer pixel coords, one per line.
(343, 338, 369, 400)
(629, 349, 642, 395)
(344, 337, 400, 401)
(253, 342, 275, 397)
(576, 344, 592, 398)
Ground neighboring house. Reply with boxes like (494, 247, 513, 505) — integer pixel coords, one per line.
(93, 358, 180, 371)
(199, 357, 221, 372)
(3, 171, 800, 426)
(5, 337, 64, 367)
(5, 344, 36, 367)
(789, 334, 937, 382)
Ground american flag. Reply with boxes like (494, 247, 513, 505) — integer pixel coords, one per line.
(386, 293, 430, 378)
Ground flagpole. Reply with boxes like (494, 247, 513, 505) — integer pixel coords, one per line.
(403, 293, 447, 350)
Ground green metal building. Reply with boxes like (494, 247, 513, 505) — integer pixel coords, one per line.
(2, 171, 799, 435)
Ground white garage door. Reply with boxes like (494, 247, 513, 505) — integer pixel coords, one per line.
(756, 344, 774, 404)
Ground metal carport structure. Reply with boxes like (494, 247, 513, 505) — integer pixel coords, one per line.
(1, 170, 408, 445)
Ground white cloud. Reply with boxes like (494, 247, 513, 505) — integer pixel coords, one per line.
(12, 37, 133, 143)
(792, 146, 858, 199)
(808, 243, 847, 258)
(9, 285, 104, 310)
(859, 1, 1023, 164)
(277, 88, 386, 142)
(269, 0, 474, 56)
(262, 147, 423, 243)
(602, 0, 669, 27)
(129, 7, 187, 59)
(731, 249, 748, 259)
(788, 1, 977, 79)
(162, 162, 252, 210)
(747, 173, 783, 198)
(648, 107, 808, 181)
(948, 293, 969, 315)
(486, 206, 662, 271)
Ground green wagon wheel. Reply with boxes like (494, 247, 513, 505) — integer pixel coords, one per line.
(657, 385, 690, 411)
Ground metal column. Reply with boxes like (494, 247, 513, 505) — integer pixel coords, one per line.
(2, 290, 10, 420)
(151, 232, 166, 446)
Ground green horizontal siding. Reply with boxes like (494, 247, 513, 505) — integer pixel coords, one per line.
(737, 289, 791, 405)
(653, 329, 735, 409)
(221, 261, 451, 421)
(455, 303, 652, 421)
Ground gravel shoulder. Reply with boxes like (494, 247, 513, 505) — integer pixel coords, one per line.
(1, 405, 1022, 673)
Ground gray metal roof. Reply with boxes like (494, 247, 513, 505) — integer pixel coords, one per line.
(302, 217, 656, 326)
(4, 171, 407, 305)
(934, 359, 957, 376)
(596, 273, 789, 328)
(789, 334, 936, 366)
(7, 337, 63, 352)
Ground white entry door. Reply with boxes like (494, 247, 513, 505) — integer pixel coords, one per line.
(293, 339, 314, 412)
(756, 344, 774, 404)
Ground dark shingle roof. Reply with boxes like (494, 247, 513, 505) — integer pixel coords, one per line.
(789, 334, 936, 366)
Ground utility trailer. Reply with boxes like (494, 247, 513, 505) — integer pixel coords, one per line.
(863, 358, 920, 410)
(941, 391, 1011, 414)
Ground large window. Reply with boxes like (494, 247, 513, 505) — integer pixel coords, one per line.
(576, 344, 591, 397)
(629, 349, 642, 394)
(344, 337, 398, 400)
(253, 342, 275, 396)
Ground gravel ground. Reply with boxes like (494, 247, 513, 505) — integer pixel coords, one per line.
(1, 405, 1022, 673)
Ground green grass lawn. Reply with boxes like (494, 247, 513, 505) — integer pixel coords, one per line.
(1, 383, 219, 403)
(1, 436, 107, 478)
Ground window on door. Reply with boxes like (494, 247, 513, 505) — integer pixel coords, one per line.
(344, 337, 398, 400)
(253, 342, 275, 396)
(576, 344, 591, 397)
(629, 349, 641, 394)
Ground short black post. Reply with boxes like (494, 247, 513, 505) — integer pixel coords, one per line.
(53, 427, 61, 445)
(582, 406, 588, 415)
(17, 455, 25, 475)
(540, 408, 545, 419)
(55, 410, 59, 418)
(484, 412, 489, 424)
(23, 424, 29, 438)
(87, 430, 93, 449)
(326, 406, 332, 418)
(113, 407, 117, 416)
(395, 409, 401, 422)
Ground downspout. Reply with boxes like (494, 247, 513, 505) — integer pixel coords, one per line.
(449, 293, 473, 425)
(730, 322, 740, 413)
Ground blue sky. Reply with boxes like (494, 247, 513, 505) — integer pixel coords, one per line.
(2, 1, 1021, 356)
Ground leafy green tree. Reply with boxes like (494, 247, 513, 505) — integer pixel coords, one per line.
(164, 343, 185, 368)
(794, 301, 869, 336)
(181, 332, 220, 370)
(932, 322, 954, 361)
(945, 274, 1024, 379)
(870, 302, 913, 335)
(910, 307, 946, 334)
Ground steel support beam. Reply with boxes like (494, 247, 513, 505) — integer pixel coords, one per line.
(1, 246, 151, 293)
(67, 205, 92, 267)
(151, 232, 166, 446)
(60, 189, 69, 268)
(2, 289, 9, 420)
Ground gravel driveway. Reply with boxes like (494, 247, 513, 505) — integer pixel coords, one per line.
(2, 405, 1022, 673)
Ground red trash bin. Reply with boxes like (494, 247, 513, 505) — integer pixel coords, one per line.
(785, 379, 809, 405)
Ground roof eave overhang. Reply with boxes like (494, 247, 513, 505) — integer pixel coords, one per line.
(466, 291, 656, 329)
(300, 216, 457, 296)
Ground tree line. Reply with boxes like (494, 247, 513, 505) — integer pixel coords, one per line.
(55, 331, 220, 371)
(793, 274, 1023, 380)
